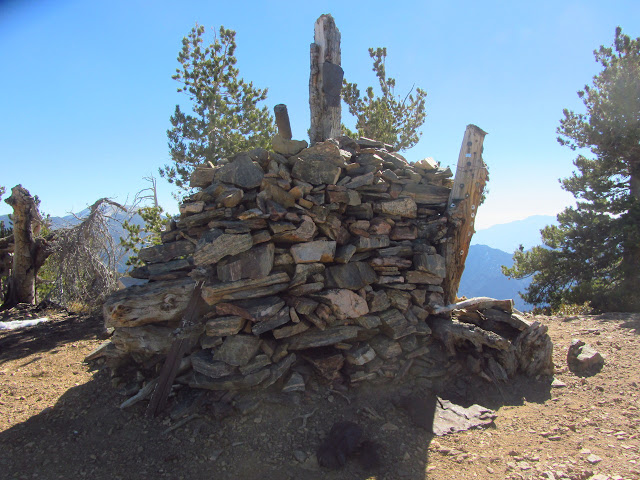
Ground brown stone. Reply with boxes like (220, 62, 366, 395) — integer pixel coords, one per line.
(406, 271, 444, 285)
(193, 231, 253, 266)
(205, 316, 246, 336)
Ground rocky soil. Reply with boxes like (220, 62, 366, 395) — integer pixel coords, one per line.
(0, 309, 638, 480)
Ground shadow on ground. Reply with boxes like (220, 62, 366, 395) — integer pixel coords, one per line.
(0, 364, 553, 480)
(0, 314, 104, 365)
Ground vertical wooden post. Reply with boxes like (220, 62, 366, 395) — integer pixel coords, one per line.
(443, 125, 488, 305)
(274, 104, 293, 140)
(309, 14, 343, 144)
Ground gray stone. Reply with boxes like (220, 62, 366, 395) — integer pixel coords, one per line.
(235, 296, 285, 322)
(296, 141, 344, 166)
(190, 369, 270, 391)
(216, 243, 274, 282)
(432, 399, 497, 436)
(252, 306, 291, 335)
(401, 183, 450, 205)
(291, 157, 341, 185)
(214, 335, 262, 366)
(334, 244, 357, 264)
(291, 240, 336, 263)
(214, 153, 264, 189)
(289, 262, 326, 287)
(189, 165, 217, 188)
(272, 134, 308, 156)
(345, 344, 376, 365)
(567, 339, 605, 375)
(355, 315, 382, 329)
(326, 262, 377, 290)
(354, 235, 390, 252)
(282, 372, 306, 392)
(287, 325, 362, 350)
(272, 216, 317, 243)
(139, 240, 196, 264)
(239, 354, 272, 375)
(191, 350, 237, 378)
(377, 198, 417, 218)
(314, 289, 369, 319)
(379, 309, 414, 340)
(273, 321, 310, 339)
(205, 316, 246, 337)
(413, 253, 446, 278)
(345, 172, 374, 189)
(263, 182, 296, 208)
(369, 336, 403, 360)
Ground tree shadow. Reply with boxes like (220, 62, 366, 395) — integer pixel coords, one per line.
(595, 312, 640, 335)
(0, 313, 104, 365)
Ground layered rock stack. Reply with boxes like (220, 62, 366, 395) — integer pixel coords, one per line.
(102, 135, 552, 394)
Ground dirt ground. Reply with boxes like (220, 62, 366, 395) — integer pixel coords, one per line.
(0, 308, 638, 480)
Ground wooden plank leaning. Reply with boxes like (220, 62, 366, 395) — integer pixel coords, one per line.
(146, 279, 205, 417)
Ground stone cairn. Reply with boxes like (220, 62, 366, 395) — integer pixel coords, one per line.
(100, 134, 553, 397)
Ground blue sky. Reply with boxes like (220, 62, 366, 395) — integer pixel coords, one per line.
(1, 0, 638, 229)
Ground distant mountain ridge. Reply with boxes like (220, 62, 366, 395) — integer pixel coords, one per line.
(472, 215, 556, 253)
(459, 244, 532, 311)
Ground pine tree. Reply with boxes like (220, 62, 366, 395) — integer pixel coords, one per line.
(342, 47, 427, 151)
(160, 24, 276, 191)
(503, 28, 640, 312)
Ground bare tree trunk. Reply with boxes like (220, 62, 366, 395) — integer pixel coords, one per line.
(2, 185, 42, 308)
(309, 14, 343, 144)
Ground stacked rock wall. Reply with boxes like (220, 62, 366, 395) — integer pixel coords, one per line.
(103, 135, 548, 392)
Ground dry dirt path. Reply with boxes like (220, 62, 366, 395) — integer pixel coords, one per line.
(0, 311, 638, 480)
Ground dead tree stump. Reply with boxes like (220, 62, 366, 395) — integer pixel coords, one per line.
(309, 14, 343, 144)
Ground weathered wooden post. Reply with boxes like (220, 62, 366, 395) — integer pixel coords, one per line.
(443, 125, 488, 305)
(309, 14, 343, 144)
(274, 104, 293, 140)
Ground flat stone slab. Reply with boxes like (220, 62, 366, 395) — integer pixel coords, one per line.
(287, 326, 362, 350)
(377, 197, 417, 218)
(193, 232, 253, 266)
(205, 316, 246, 337)
(433, 399, 497, 436)
(291, 240, 336, 263)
